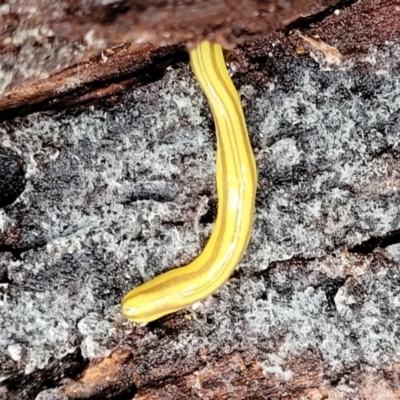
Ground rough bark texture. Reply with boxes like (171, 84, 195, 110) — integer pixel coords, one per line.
(0, 0, 340, 97)
(1, 0, 400, 400)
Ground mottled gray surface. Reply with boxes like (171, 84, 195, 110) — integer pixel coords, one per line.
(1, 40, 400, 398)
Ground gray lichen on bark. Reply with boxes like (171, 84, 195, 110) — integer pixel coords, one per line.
(1, 38, 400, 398)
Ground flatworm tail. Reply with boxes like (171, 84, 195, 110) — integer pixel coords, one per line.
(121, 40, 257, 323)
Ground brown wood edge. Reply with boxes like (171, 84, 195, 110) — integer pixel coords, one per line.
(0, 42, 187, 120)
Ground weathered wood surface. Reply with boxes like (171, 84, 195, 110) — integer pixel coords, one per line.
(1, 1, 400, 399)
(0, 0, 339, 97)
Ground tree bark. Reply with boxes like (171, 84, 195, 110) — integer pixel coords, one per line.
(1, 1, 400, 399)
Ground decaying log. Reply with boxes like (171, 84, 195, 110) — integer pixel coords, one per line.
(1, 1, 400, 399)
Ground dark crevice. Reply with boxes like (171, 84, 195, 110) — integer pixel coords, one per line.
(265, 254, 319, 269)
(120, 192, 177, 205)
(4, 349, 88, 400)
(86, 386, 138, 400)
(283, 0, 358, 33)
(160, 219, 185, 227)
(107, 389, 138, 400)
(230, 254, 319, 283)
(0, 248, 23, 261)
(0, 150, 26, 208)
(349, 229, 400, 255)
(199, 198, 217, 226)
(146, 310, 187, 335)
(146, 317, 166, 333)
(319, 277, 346, 314)
(0, 268, 11, 284)
(0, 238, 48, 259)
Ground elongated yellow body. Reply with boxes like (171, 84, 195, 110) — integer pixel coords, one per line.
(121, 40, 257, 322)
